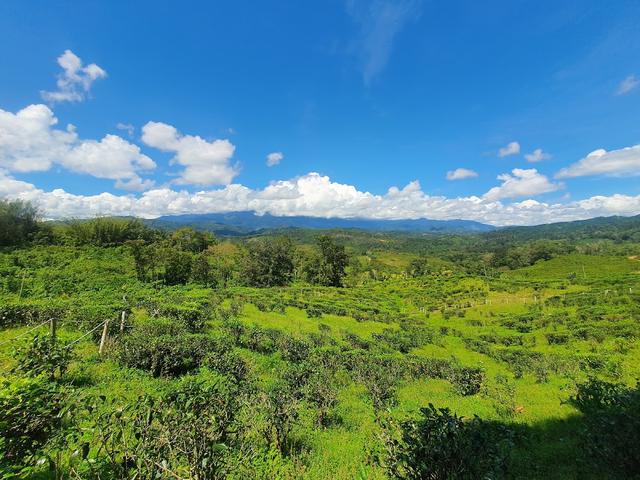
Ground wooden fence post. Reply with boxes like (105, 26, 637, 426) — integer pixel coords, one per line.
(99, 319, 110, 355)
(120, 310, 127, 334)
(50, 318, 57, 344)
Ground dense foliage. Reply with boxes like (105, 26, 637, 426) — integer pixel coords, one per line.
(0, 199, 41, 246)
(386, 404, 514, 479)
(1, 201, 639, 478)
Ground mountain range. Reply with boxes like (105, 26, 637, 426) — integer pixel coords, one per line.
(148, 211, 496, 235)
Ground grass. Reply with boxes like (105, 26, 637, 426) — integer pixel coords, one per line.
(2, 245, 639, 478)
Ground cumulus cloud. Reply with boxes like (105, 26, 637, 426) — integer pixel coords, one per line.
(483, 168, 562, 201)
(0, 104, 155, 188)
(524, 148, 552, 163)
(446, 168, 478, 180)
(616, 75, 639, 95)
(114, 177, 156, 192)
(3, 170, 636, 226)
(556, 145, 640, 178)
(346, 0, 421, 85)
(41, 50, 107, 103)
(498, 141, 520, 158)
(266, 151, 284, 167)
(0, 104, 74, 172)
(142, 121, 238, 186)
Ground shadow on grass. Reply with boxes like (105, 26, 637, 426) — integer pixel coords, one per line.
(507, 379, 639, 479)
(392, 381, 639, 479)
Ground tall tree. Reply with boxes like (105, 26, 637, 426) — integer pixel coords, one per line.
(304, 235, 349, 287)
(242, 236, 295, 287)
(170, 227, 216, 252)
(0, 199, 40, 246)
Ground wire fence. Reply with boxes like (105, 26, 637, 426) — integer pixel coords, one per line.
(65, 320, 108, 348)
(0, 318, 113, 350)
(0, 319, 51, 347)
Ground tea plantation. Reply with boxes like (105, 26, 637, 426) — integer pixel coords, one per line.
(1, 207, 639, 479)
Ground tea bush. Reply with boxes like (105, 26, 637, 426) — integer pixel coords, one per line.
(571, 378, 640, 477)
(386, 404, 514, 479)
(12, 334, 73, 380)
(0, 377, 71, 464)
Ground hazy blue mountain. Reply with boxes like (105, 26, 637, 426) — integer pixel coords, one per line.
(149, 211, 496, 235)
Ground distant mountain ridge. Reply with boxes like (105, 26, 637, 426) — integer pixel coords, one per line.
(149, 211, 496, 235)
(492, 214, 640, 241)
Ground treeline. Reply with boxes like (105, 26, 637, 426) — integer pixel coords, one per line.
(3, 199, 639, 277)
(128, 229, 349, 288)
(490, 214, 640, 243)
(0, 199, 159, 247)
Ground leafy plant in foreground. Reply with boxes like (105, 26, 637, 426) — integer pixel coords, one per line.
(0, 377, 71, 465)
(571, 378, 640, 477)
(385, 404, 514, 480)
(12, 333, 73, 380)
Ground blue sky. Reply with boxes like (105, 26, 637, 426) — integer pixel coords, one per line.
(1, 0, 639, 225)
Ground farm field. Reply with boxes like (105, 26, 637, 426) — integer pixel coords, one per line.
(1, 216, 640, 479)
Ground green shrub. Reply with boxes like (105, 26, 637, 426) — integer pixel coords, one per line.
(306, 307, 323, 318)
(0, 377, 71, 464)
(149, 374, 240, 478)
(450, 367, 485, 396)
(240, 326, 282, 354)
(407, 356, 455, 381)
(85, 373, 239, 479)
(0, 301, 67, 328)
(116, 321, 241, 378)
(12, 334, 73, 380)
(278, 336, 310, 363)
(350, 353, 403, 411)
(374, 325, 435, 353)
(571, 378, 640, 477)
(545, 332, 569, 345)
(158, 303, 207, 332)
(303, 366, 339, 427)
(386, 404, 514, 479)
(264, 381, 300, 454)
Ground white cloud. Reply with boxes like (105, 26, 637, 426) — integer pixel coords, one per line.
(346, 0, 420, 85)
(498, 141, 520, 158)
(41, 50, 107, 103)
(0, 104, 73, 172)
(116, 123, 135, 137)
(4, 170, 635, 226)
(266, 151, 284, 167)
(556, 145, 640, 178)
(483, 168, 562, 201)
(524, 148, 552, 163)
(62, 134, 155, 180)
(0, 104, 155, 189)
(446, 168, 478, 180)
(142, 121, 238, 186)
(114, 177, 156, 192)
(616, 75, 639, 95)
